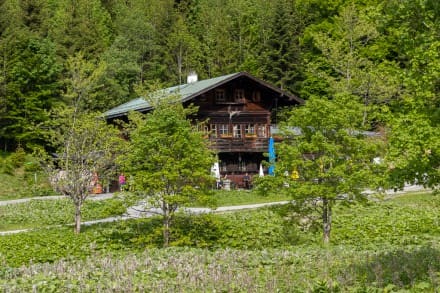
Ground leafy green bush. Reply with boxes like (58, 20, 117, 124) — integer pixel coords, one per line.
(170, 213, 224, 248)
(7, 147, 26, 168)
(215, 208, 295, 249)
(0, 157, 14, 175)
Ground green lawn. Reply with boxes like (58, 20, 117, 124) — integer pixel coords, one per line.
(196, 189, 291, 207)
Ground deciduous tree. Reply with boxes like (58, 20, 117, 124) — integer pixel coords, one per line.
(121, 96, 215, 247)
(45, 110, 123, 234)
(257, 96, 383, 243)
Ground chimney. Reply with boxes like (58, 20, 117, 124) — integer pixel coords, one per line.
(187, 71, 198, 83)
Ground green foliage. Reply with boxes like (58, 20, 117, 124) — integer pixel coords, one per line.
(0, 33, 62, 150)
(215, 208, 298, 249)
(0, 192, 439, 291)
(7, 147, 26, 168)
(259, 0, 307, 93)
(43, 108, 124, 233)
(386, 100, 440, 191)
(0, 151, 54, 199)
(122, 96, 215, 246)
(332, 193, 440, 246)
(0, 240, 439, 291)
(259, 95, 383, 243)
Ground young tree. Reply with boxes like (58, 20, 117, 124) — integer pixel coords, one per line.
(43, 51, 123, 234)
(257, 96, 383, 244)
(46, 110, 123, 234)
(121, 96, 215, 247)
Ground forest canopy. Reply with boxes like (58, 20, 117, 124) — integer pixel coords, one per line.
(0, 0, 438, 161)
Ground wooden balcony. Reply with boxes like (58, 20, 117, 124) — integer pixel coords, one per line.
(209, 136, 268, 152)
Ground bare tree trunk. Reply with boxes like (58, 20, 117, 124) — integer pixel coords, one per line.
(322, 197, 332, 244)
(163, 202, 169, 247)
(74, 201, 82, 234)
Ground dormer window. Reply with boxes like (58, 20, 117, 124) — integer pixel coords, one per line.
(215, 89, 226, 103)
(234, 89, 245, 102)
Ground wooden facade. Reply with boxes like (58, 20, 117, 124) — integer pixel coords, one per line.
(105, 72, 303, 188)
(183, 73, 302, 187)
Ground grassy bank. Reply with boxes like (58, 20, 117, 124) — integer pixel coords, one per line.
(0, 151, 54, 200)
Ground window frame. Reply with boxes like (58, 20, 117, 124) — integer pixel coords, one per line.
(234, 89, 245, 102)
(215, 89, 226, 103)
(257, 125, 267, 138)
(233, 124, 242, 138)
(219, 124, 229, 136)
(245, 124, 255, 136)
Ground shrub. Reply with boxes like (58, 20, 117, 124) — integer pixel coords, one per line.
(8, 147, 26, 168)
(0, 157, 14, 175)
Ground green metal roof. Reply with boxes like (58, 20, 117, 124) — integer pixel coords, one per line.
(104, 72, 302, 119)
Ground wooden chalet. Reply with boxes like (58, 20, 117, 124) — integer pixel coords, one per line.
(104, 72, 304, 188)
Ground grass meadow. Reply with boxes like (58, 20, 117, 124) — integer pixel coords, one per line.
(0, 191, 439, 291)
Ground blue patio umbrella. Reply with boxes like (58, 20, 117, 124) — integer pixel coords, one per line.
(268, 136, 276, 175)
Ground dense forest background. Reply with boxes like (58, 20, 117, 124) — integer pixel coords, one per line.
(0, 0, 438, 152)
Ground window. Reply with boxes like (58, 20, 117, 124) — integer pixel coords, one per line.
(233, 125, 242, 138)
(257, 125, 266, 137)
(234, 89, 245, 102)
(252, 91, 261, 102)
(219, 124, 229, 136)
(196, 124, 208, 133)
(196, 124, 209, 137)
(245, 124, 255, 136)
(210, 124, 217, 138)
(215, 89, 226, 102)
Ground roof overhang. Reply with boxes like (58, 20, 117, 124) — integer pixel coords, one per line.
(104, 72, 304, 119)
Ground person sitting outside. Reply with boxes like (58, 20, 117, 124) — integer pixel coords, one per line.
(243, 173, 251, 189)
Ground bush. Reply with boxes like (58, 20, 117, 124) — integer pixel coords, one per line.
(8, 147, 26, 168)
(0, 157, 14, 175)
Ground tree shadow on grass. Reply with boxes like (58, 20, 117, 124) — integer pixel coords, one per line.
(81, 217, 164, 249)
(81, 213, 224, 250)
(339, 245, 440, 289)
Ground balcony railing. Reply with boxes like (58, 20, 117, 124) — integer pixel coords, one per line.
(209, 137, 268, 152)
